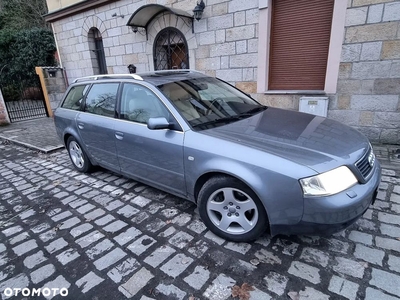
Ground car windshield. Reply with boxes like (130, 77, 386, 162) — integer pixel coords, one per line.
(157, 77, 266, 130)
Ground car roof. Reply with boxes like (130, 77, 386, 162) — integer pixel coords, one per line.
(72, 70, 208, 86)
(139, 70, 208, 86)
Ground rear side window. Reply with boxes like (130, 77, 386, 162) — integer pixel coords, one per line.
(61, 85, 89, 110)
(84, 83, 119, 118)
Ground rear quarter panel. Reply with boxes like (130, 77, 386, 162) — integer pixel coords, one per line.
(54, 108, 96, 164)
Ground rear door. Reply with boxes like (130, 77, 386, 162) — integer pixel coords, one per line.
(77, 82, 120, 171)
(114, 83, 185, 195)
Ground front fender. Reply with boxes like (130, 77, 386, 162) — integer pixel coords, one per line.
(185, 151, 305, 227)
(194, 158, 265, 200)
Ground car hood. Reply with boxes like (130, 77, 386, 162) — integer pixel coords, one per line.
(201, 107, 369, 173)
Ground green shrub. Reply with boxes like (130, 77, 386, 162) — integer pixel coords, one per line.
(1, 85, 20, 101)
(0, 27, 56, 100)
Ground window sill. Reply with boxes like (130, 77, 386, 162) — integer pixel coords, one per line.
(263, 90, 326, 95)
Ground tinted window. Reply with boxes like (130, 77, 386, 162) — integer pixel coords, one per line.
(61, 85, 89, 110)
(120, 84, 169, 124)
(157, 77, 263, 129)
(84, 83, 119, 117)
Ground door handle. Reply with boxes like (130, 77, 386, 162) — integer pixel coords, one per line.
(115, 132, 124, 140)
(78, 123, 84, 130)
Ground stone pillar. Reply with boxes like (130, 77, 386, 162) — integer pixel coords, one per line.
(36, 67, 68, 117)
(0, 88, 11, 125)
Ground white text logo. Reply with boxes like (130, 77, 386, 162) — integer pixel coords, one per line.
(4, 287, 68, 297)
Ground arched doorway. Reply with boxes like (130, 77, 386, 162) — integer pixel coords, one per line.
(88, 27, 107, 75)
(153, 27, 189, 71)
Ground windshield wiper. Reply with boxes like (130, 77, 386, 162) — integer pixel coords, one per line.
(242, 106, 267, 115)
(192, 106, 267, 129)
(192, 115, 246, 128)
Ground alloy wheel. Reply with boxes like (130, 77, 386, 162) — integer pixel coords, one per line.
(69, 141, 85, 169)
(206, 187, 259, 235)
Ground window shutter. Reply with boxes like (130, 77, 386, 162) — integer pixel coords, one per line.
(269, 0, 334, 90)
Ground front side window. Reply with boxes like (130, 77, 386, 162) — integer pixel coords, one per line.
(120, 83, 169, 124)
(84, 83, 119, 117)
(157, 77, 265, 130)
(61, 85, 89, 110)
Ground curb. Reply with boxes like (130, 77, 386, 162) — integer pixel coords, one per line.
(0, 134, 65, 154)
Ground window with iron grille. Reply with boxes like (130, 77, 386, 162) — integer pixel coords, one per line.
(153, 27, 189, 71)
(88, 28, 107, 75)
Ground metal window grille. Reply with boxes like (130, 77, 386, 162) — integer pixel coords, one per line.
(153, 27, 189, 71)
(95, 37, 107, 75)
(89, 28, 108, 75)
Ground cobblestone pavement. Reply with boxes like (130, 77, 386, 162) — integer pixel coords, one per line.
(374, 144, 400, 171)
(0, 142, 399, 300)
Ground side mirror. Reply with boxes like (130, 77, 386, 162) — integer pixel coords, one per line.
(147, 117, 171, 130)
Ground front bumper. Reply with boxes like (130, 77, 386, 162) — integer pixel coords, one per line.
(271, 160, 381, 236)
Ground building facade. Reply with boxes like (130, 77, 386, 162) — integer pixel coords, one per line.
(45, 0, 400, 144)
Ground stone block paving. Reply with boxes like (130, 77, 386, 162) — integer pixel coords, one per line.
(0, 142, 400, 300)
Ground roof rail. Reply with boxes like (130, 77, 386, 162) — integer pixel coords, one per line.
(73, 74, 143, 83)
(154, 69, 202, 74)
(136, 69, 204, 77)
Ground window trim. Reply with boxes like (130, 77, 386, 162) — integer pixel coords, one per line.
(257, 0, 347, 94)
(60, 84, 90, 111)
(117, 82, 184, 132)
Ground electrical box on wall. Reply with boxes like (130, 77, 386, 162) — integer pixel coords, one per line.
(299, 97, 329, 117)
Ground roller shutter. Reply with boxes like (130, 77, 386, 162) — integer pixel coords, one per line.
(269, 0, 334, 90)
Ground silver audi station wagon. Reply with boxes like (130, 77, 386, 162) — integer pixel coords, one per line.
(54, 70, 381, 242)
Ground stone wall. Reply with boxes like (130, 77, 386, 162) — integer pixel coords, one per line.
(52, 0, 150, 81)
(51, 0, 259, 85)
(50, 0, 400, 144)
(328, 0, 400, 143)
(42, 67, 68, 111)
(194, 0, 259, 91)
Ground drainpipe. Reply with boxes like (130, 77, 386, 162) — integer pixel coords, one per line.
(52, 23, 63, 68)
(51, 23, 69, 86)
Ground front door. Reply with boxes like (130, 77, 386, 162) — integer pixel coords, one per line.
(114, 83, 185, 195)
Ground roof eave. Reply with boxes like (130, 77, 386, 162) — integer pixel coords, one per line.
(44, 0, 117, 22)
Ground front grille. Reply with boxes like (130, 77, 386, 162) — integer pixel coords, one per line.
(355, 147, 375, 179)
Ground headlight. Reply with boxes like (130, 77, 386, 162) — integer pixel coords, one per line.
(300, 166, 358, 196)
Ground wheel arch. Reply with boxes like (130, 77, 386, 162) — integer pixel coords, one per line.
(62, 127, 80, 147)
(194, 168, 263, 203)
(64, 132, 72, 147)
(194, 171, 225, 202)
(193, 171, 271, 230)
(64, 131, 97, 166)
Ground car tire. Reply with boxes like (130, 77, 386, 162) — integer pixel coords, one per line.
(198, 175, 268, 242)
(67, 136, 93, 173)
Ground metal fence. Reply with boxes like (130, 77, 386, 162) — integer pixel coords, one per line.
(5, 99, 48, 122)
(1, 75, 48, 122)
